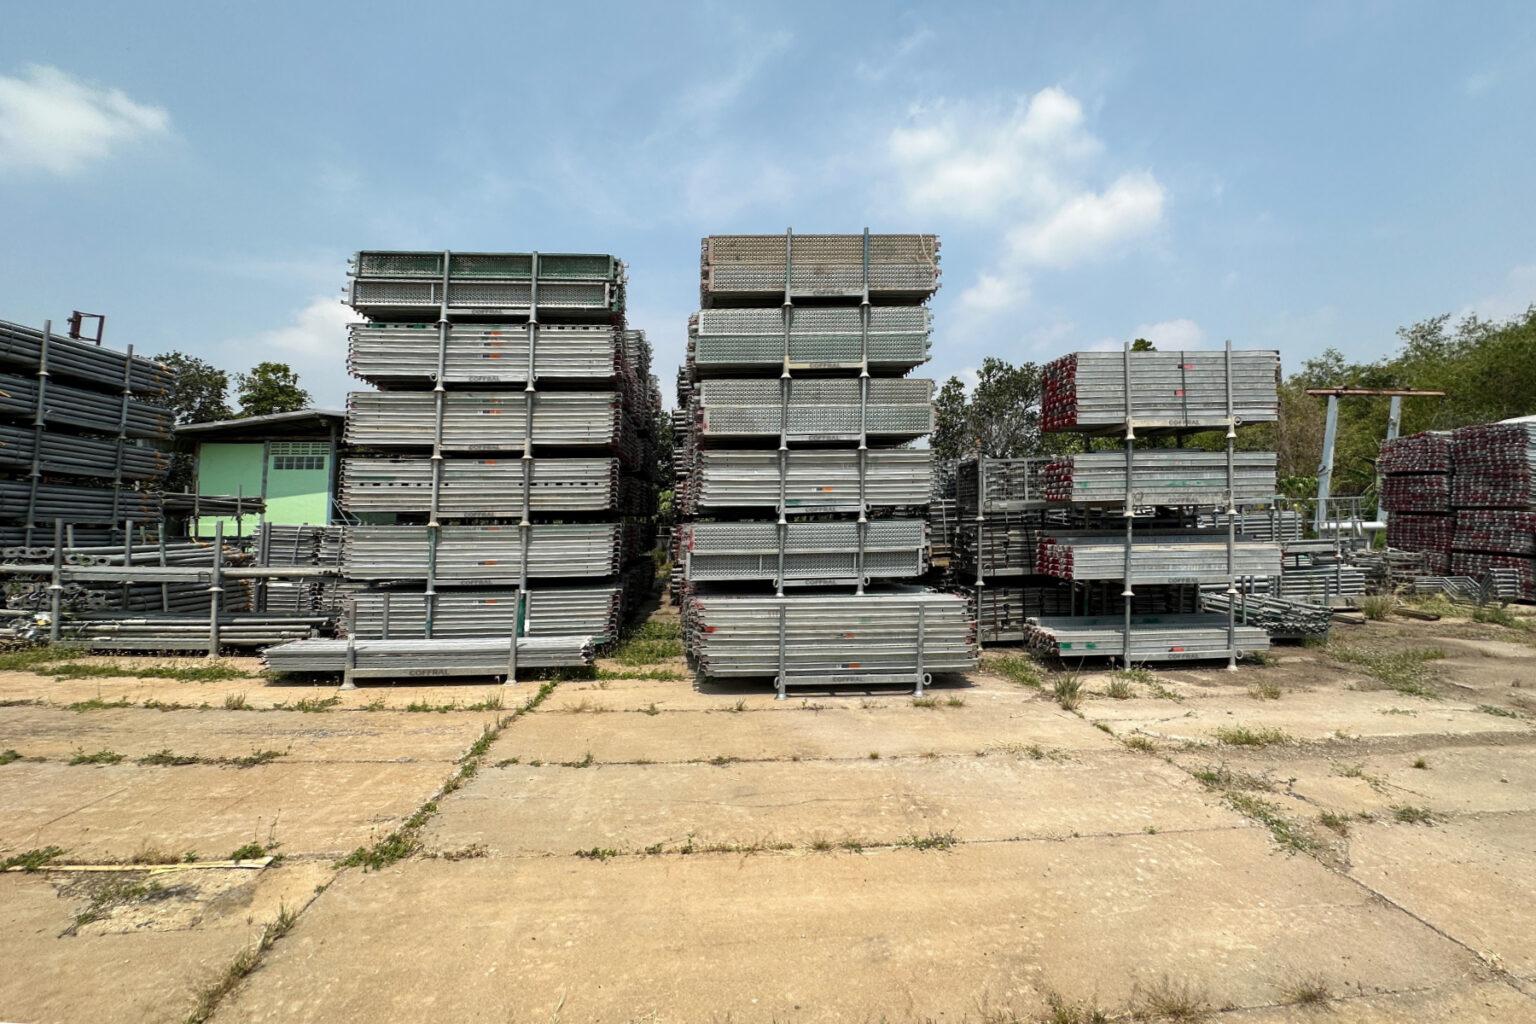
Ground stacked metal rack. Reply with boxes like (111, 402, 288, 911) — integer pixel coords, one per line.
(675, 231, 977, 697)
(1023, 343, 1281, 665)
(263, 250, 661, 683)
(1381, 423, 1536, 599)
(954, 456, 1070, 644)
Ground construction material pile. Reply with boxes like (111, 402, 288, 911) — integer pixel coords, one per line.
(1382, 423, 1536, 597)
(676, 232, 976, 695)
(1022, 345, 1281, 662)
(951, 457, 1069, 643)
(0, 319, 174, 542)
(1041, 350, 1280, 433)
(265, 250, 663, 680)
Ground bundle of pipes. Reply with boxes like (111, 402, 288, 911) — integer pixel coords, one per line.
(263, 634, 594, 676)
(1381, 473, 1451, 513)
(688, 378, 934, 442)
(955, 513, 1043, 576)
(341, 524, 621, 582)
(1198, 509, 1304, 542)
(682, 449, 932, 512)
(1387, 513, 1454, 556)
(1035, 531, 1282, 584)
(342, 457, 618, 517)
(159, 493, 265, 517)
(699, 234, 940, 307)
(0, 319, 174, 395)
(1453, 510, 1536, 556)
(0, 373, 173, 438)
(1198, 592, 1333, 641)
(0, 423, 170, 481)
(1449, 552, 1534, 601)
(973, 583, 1074, 643)
(345, 587, 622, 642)
(59, 613, 322, 650)
(258, 523, 343, 566)
(348, 322, 620, 384)
(956, 458, 1046, 514)
(1024, 614, 1270, 661)
(684, 589, 975, 680)
(347, 251, 624, 321)
(1041, 351, 1280, 433)
(1040, 452, 1277, 506)
(679, 520, 928, 584)
(345, 391, 620, 450)
(0, 480, 162, 523)
(1274, 565, 1367, 604)
(686, 307, 931, 375)
(1449, 423, 1536, 510)
(1378, 431, 1453, 474)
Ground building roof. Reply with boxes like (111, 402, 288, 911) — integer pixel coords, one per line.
(175, 408, 345, 439)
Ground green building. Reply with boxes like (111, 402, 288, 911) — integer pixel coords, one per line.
(176, 409, 344, 537)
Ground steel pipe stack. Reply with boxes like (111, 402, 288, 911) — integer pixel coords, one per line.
(1381, 423, 1536, 597)
(1027, 344, 1281, 662)
(266, 250, 664, 681)
(675, 231, 976, 696)
(0, 319, 174, 544)
(952, 457, 1070, 644)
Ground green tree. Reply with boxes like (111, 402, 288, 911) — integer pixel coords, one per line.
(154, 351, 232, 425)
(931, 358, 1045, 460)
(1130, 337, 1156, 351)
(235, 362, 310, 417)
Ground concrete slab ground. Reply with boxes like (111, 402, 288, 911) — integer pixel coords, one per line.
(1346, 812, 1536, 983)
(0, 861, 327, 1024)
(501, 700, 1120, 765)
(2, 608, 1534, 1022)
(425, 748, 1243, 856)
(215, 829, 1486, 1023)
(0, 704, 495, 763)
(2, 760, 448, 860)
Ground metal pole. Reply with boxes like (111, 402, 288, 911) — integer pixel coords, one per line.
(1379, 394, 1402, 529)
(1224, 339, 1238, 671)
(48, 518, 64, 644)
(207, 521, 224, 657)
(1315, 394, 1339, 534)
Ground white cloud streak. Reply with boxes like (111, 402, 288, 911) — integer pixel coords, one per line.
(0, 65, 169, 175)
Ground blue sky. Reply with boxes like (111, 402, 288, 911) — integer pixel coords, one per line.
(3, 1, 1534, 410)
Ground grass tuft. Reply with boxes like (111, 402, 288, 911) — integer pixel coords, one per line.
(1284, 975, 1331, 1006)
(898, 830, 957, 851)
(184, 903, 297, 1023)
(1130, 976, 1211, 1022)
(1212, 725, 1292, 747)
(1104, 678, 1135, 700)
(1123, 735, 1157, 753)
(1, 846, 67, 871)
(69, 748, 124, 765)
(1226, 792, 1318, 854)
(1391, 804, 1435, 825)
(992, 654, 1042, 688)
(1052, 673, 1082, 711)
(1360, 595, 1395, 621)
(1329, 644, 1444, 698)
(1248, 682, 1282, 700)
(222, 693, 249, 710)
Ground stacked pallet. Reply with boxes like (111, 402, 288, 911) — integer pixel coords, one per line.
(265, 251, 662, 680)
(1382, 423, 1536, 596)
(676, 232, 976, 696)
(1025, 344, 1281, 662)
(0, 319, 174, 537)
(952, 457, 1069, 643)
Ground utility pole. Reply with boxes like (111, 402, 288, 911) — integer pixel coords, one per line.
(1305, 387, 1446, 533)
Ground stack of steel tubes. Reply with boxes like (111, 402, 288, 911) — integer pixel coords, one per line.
(266, 250, 663, 681)
(1381, 423, 1536, 597)
(676, 231, 975, 696)
(1023, 344, 1281, 663)
(951, 457, 1068, 644)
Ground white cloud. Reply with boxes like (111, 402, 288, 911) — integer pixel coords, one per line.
(0, 64, 169, 175)
(958, 272, 1028, 313)
(888, 88, 1101, 219)
(1462, 263, 1536, 322)
(1007, 171, 1166, 268)
(224, 296, 354, 408)
(1131, 317, 1207, 350)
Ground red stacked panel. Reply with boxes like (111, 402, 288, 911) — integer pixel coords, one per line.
(1453, 510, 1536, 556)
(1380, 473, 1451, 513)
(1040, 355, 1080, 432)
